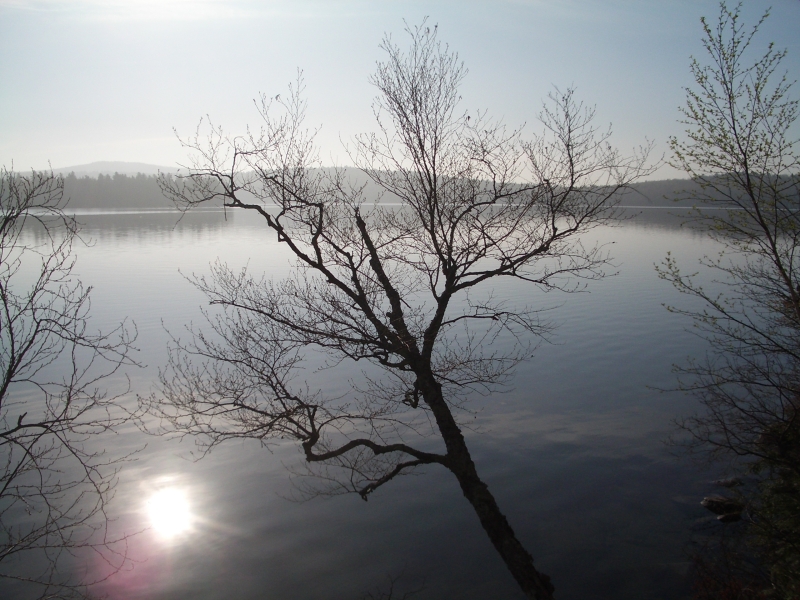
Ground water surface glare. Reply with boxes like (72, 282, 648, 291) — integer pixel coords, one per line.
(5, 208, 720, 600)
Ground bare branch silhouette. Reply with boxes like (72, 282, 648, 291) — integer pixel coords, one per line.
(148, 21, 653, 599)
(0, 166, 139, 599)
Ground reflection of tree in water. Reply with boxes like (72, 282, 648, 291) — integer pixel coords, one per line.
(360, 569, 425, 600)
(17, 209, 231, 250)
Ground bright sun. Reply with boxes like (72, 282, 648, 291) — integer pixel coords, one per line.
(146, 488, 193, 538)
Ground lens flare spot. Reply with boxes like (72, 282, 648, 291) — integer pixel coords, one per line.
(146, 488, 192, 538)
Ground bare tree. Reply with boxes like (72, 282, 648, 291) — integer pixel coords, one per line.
(0, 167, 138, 598)
(659, 3, 800, 596)
(148, 23, 652, 599)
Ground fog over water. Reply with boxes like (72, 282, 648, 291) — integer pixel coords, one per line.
(0, 206, 725, 599)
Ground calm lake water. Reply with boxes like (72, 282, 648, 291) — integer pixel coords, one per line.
(5, 207, 724, 600)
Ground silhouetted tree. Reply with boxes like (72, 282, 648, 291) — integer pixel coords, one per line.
(659, 4, 800, 597)
(148, 22, 652, 599)
(0, 167, 138, 598)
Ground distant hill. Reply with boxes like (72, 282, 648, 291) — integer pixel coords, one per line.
(54, 161, 179, 177)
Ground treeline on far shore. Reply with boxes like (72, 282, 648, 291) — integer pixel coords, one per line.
(62, 172, 176, 209)
(58, 170, 710, 210)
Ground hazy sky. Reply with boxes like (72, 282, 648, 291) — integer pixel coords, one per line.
(2, 0, 799, 178)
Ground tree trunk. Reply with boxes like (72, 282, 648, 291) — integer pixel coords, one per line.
(419, 372, 555, 600)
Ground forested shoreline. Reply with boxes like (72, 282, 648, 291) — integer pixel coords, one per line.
(58, 170, 704, 209)
(61, 172, 174, 208)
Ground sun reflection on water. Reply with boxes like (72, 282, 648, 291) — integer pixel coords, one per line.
(146, 487, 193, 539)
